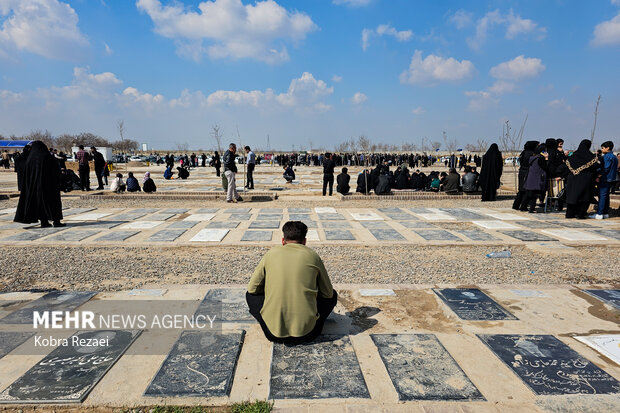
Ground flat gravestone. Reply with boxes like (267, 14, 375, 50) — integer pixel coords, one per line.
(207, 221, 240, 229)
(360, 289, 395, 296)
(168, 221, 198, 229)
(0, 332, 34, 359)
(400, 221, 436, 229)
(472, 220, 520, 230)
(183, 214, 216, 222)
(260, 208, 282, 214)
(162, 208, 190, 214)
(2, 228, 67, 241)
(500, 230, 556, 242)
(557, 221, 596, 229)
(106, 212, 148, 221)
(378, 208, 403, 213)
(575, 335, 620, 366)
(256, 214, 283, 221)
(133, 208, 160, 214)
(45, 229, 101, 242)
(360, 221, 390, 229)
(591, 229, 620, 241)
(95, 231, 139, 242)
(409, 207, 434, 214)
(484, 212, 529, 221)
(148, 229, 187, 242)
(241, 231, 272, 242)
(195, 208, 219, 214)
(289, 208, 311, 213)
(69, 221, 124, 229)
(270, 335, 369, 399)
(144, 331, 244, 397)
(289, 214, 312, 221)
(194, 289, 254, 322)
(321, 221, 351, 229)
(147, 213, 176, 221)
(306, 229, 320, 241)
(350, 212, 383, 221)
(298, 220, 317, 228)
(315, 207, 337, 214)
(0, 291, 97, 324)
(66, 212, 112, 221)
(541, 229, 607, 241)
(384, 213, 417, 221)
(413, 230, 462, 241)
(372, 334, 484, 401)
(584, 290, 620, 311)
(456, 230, 500, 241)
(324, 229, 355, 241)
(224, 208, 251, 214)
(417, 213, 456, 222)
(229, 213, 252, 220)
(478, 334, 620, 395)
(369, 228, 405, 241)
(120, 221, 165, 230)
(318, 213, 345, 220)
(249, 221, 281, 229)
(439, 208, 487, 220)
(190, 229, 229, 242)
(516, 220, 561, 229)
(62, 208, 96, 216)
(433, 288, 517, 320)
(0, 330, 141, 403)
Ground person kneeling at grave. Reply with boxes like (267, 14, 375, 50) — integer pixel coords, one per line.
(246, 221, 337, 344)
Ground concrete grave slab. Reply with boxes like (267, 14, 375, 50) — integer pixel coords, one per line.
(162, 208, 190, 214)
(360, 289, 395, 296)
(413, 230, 462, 241)
(66, 212, 112, 221)
(61, 208, 96, 216)
(194, 289, 254, 322)
(378, 208, 404, 213)
(478, 334, 620, 395)
(105, 212, 148, 221)
(510, 290, 550, 298)
(2, 228, 67, 241)
(0, 291, 97, 324)
(0, 332, 34, 359)
(0, 330, 141, 403)
(249, 221, 281, 229)
(516, 220, 561, 229)
(241, 231, 272, 242)
(541, 229, 608, 241)
(400, 221, 436, 229)
(360, 221, 390, 229)
(183, 214, 216, 222)
(500, 230, 557, 242)
(383, 213, 418, 221)
(260, 208, 283, 214)
(484, 212, 529, 221)
(95, 231, 139, 241)
(318, 213, 346, 220)
(306, 229, 320, 241)
(372, 334, 484, 401)
(167, 221, 198, 229)
(120, 221, 165, 230)
(224, 208, 251, 213)
(433, 288, 517, 320)
(270, 335, 370, 399)
(324, 229, 355, 241)
(350, 212, 383, 221)
(456, 230, 500, 241)
(369, 228, 405, 241)
(315, 207, 337, 214)
(256, 214, 283, 221)
(229, 214, 252, 221)
(148, 230, 187, 242)
(439, 208, 487, 220)
(127, 289, 167, 296)
(590, 229, 620, 240)
(289, 208, 311, 213)
(289, 214, 312, 221)
(195, 208, 219, 214)
(556, 221, 596, 229)
(321, 221, 351, 229)
(416, 213, 456, 221)
(44, 229, 101, 242)
(408, 208, 434, 214)
(472, 221, 520, 230)
(146, 213, 176, 221)
(144, 331, 244, 397)
(190, 229, 229, 242)
(575, 335, 620, 366)
(0, 208, 17, 215)
(206, 221, 240, 229)
(584, 290, 620, 311)
(67, 221, 124, 229)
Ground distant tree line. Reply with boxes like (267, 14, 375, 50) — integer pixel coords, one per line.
(0, 130, 139, 153)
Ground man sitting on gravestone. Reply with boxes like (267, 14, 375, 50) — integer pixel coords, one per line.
(246, 221, 338, 344)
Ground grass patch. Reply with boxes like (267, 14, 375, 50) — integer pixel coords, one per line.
(230, 400, 274, 413)
(120, 400, 273, 413)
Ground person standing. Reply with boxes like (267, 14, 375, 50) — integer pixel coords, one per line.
(322, 153, 336, 196)
(213, 151, 221, 177)
(590, 141, 617, 219)
(245, 146, 256, 189)
(14, 145, 31, 192)
(479, 143, 503, 201)
(562, 139, 599, 219)
(90, 146, 106, 190)
(224, 143, 243, 203)
(14, 141, 64, 228)
(523, 145, 549, 213)
(75, 145, 91, 191)
(1, 150, 9, 169)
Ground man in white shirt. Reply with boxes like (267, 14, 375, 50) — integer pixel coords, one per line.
(245, 146, 256, 189)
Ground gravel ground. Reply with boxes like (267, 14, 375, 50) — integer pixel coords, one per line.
(1, 244, 618, 292)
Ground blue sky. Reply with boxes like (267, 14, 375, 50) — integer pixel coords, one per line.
(1, 0, 620, 151)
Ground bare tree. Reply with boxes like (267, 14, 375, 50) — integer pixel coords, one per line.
(117, 120, 125, 142)
(26, 130, 55, 148)
(175, 142, 189, 152)
(211, 124, 223, 153)
(590, 95, 601, 145)
(431, 141, 442, 151)
(357, 135, 371, 153)
(498, 115, 528, 191)
(442, 131, 458, 155)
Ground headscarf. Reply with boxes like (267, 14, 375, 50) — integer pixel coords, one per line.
(143, 171, 150, 183)
(566, 139, 597, 174)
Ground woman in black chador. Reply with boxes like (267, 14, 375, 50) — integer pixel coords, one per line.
(479, 143, 503, 201)
(561, 139, 598, 219)
(14, 141, 65, 227)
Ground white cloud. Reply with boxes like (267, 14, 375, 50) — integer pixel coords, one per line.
(613, 0, 620, 5)
(0, 0, 89, 60)
(121, 87, 165, 108)
(331, 75, 343, 83)
(136, 0, 317, 63)
(458, 9, 546, 50)
(400, 50, 476, 86)
(487, 80, 516, 94)
(548, 99, 572, 111)
(333, 0, 371, 7)
(464, 90, 498, 110)
(104, 43, 113, 55)
(490, 55, 545, 80)
(351, 92, 367, 104)
(592, 13, 620, 46)
(362, 23, 412, 51)
(411, 106, 425, 115)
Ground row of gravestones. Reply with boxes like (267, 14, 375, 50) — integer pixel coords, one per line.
(0, 288, 619, 403)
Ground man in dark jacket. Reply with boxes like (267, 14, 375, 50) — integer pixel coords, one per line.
(337, 167, 350, 195)
(90, 147, 106, 190)
(322, 153, 336, 196)
(442, 168, 461, 193)
(223, 143, 243, 203)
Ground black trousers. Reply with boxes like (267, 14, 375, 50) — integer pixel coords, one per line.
(566, 202, 589, 219)
(95, 168, 104, 189)
(512, 190, 527, 210)
(526, 190, 541, 212)
(246, 163, 255, 188)
(246, 290, 338, 344)
(323, 173, 334, 196)
(78, 164, 90, 190)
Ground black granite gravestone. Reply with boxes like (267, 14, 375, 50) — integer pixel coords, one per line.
(433, 288, 517, 320)
(0, 291, 98, 324)
(372, 334, 484, 401)
(0, 332, 34, 359)
(144, 331, 244, 397)
(584, 290, 620, 311)
(0, 330, 140, 403)
(478, 334, 620, 395)
(194, 289, 254, 322)
(270, 335, 369, 399)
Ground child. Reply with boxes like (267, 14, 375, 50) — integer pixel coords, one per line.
(110, 173, 126, 193)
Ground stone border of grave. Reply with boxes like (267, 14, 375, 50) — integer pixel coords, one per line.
(79, 192, 279, 201)
(338, 190, 516, 201)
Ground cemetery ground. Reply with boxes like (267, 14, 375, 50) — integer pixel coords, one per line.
(0, 164, 619, 412)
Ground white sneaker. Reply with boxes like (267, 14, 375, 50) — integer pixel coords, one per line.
(603, 214, 610, 219)
(588, 214, 603, 219)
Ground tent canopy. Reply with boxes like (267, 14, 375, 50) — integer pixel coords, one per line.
(0, 140, 33, 149)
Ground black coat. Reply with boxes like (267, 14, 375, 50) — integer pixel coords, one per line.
(564, 140, 598, 205)
(336, 173, 350, 194)
(14, 147, 30, 192)
(14, 141, 63, 223)
(479, 143, 503, 201)
(143, 178, 157, 193)
(92, 151, 105, 172)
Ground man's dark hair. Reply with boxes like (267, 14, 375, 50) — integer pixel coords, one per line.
(602, 141, 614, 151)
(557, 139, 564, 145)
(244, 146, 251, 151)
(229, 143, 236, 148)
(282, 221, 308, 243)
(342, 167, 348, 173)
(90, 146, 96, 150)
(78, 145, 84, 149)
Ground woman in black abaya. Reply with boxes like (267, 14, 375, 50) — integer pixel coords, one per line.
(14, 144, 31, 192)
(14, 141, 65, 227)
(562, 139, 598, 219)
(512, 140, 539, 210)
(479, 143, 503, 201)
